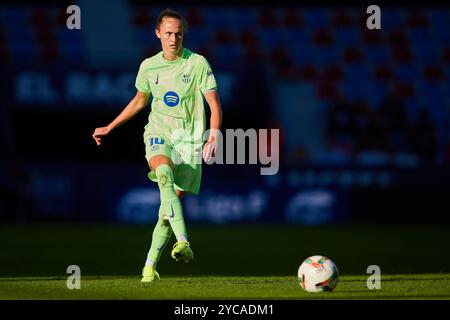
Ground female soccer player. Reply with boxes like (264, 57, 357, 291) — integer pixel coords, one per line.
(92, 8, 222, 282)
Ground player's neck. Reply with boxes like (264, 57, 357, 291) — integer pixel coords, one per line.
(163, 48, 183, 61)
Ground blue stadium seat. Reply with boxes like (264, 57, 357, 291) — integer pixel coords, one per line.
(417, 81, 447, 122)
(334, 26, 361, 47)
(367, 79, 391, 107)
(259, 28, 284, 50)
(344, 62, 370, 80)
(340, 79, 367, 103)
(185, 26, 213, 49)
(212, 43, 243, 68)
(229, 8, 258, 29)
(314, 45, 341, 67)
(434, 27, 450, 47)
(380, 8, 406, 29)
(394, 63, 420, 81)
(291, 43, 315, 66)
(429, 9, 450, 29)
(404, 94, 422, 121)
(201, 8, 230, 29)
(278, 28, 310, 48)
(412, 41, 440, 63)
(5, 23, 33, 42)
(364, 45, 392, 65)
(9, 40, 38, 61)
(409, 27, 434, 44)
(0, 7, 29, 26)
(302, 9, 330, 28)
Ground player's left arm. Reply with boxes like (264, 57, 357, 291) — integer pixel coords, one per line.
(203, 90, 222, 162)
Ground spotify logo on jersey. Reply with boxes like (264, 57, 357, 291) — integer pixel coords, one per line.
(163, 91, 179, 107)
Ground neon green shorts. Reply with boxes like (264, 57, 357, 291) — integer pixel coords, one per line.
(144, 132, 202, 195)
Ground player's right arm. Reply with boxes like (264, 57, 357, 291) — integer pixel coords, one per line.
(92, 90, 150, 146)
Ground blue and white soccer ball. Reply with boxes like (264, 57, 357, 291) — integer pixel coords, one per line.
(297, 255, 339, 293)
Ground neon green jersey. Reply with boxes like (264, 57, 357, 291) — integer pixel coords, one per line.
(135, 48, 217, 145)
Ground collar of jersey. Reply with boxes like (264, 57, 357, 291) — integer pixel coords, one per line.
(159, 48, 186, 65)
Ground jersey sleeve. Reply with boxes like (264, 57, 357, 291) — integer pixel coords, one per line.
(135, 60, 152, 94)
(197, 56, 217, 94)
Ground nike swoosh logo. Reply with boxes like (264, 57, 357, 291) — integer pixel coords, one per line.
(155, 74, 158, 84)
(169, 205, 175, 218)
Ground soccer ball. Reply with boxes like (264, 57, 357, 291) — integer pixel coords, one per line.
(297, 255, 339, 293)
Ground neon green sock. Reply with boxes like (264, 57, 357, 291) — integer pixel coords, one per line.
(156, 164, 188, 242)
(146, 218, 172, 268)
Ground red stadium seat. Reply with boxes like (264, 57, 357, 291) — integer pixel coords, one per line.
(387, 30, 409, 47)
(283, 10, 302, 27)
(332, 11, 354, 27)
(214, 29, 233, 44)
(407, 11, 429, 28)
(132, 9, 152, 27)
(362, 29, 382, 45)
(29, 8, 51, 28)
(443, 47, 450, 63)
(312, 29, 334, 45)
(423, 65, 445, 81)
(185, 9, 203, 27)
(317, 80, 340, 100)
(238, 29, 259, 47)
(343, 47, 364, 63)
(392, 46, 413, 63)
(259, 9, 278, 27)
(296, 64, 318, 81)
(374, 64, 394, 80)
(322, 65, 344, 81)
(393, 82, 416, 98)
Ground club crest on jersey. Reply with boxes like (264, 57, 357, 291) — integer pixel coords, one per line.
(163, 91, 179, 107)
(182, 74, 191, 84)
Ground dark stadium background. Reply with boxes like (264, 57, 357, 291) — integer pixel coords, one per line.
(1, 0, 450, 280)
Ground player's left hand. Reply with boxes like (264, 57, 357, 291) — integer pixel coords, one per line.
(202, 137, 217, 163)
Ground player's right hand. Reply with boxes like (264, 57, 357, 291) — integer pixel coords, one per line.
(92, 126, 111, 146)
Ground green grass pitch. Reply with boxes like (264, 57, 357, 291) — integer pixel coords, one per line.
(1, 224, 449, 299)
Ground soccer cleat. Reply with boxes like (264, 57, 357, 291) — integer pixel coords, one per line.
(141, 266, 160, 283)
(171, 241, 194, 263)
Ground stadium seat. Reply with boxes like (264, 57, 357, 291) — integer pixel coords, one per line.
(406, 10, 429, 28)
(345, 62, 369, 80)
(302, 9, 330, 29)
(314, 45, 341, 66)
(214, 28, 233, 44)
(259, 9, 278, 27)
(381, 8, 406, 29)
(185, 9, 203, 27)
(282, 9, 302, 27)
(321, 65, 344, 82)
(374, 64, 394, 80)
(317, 80, 340, 100)
(362, 29, 382, 45)
(332, 10, 355, 28)
(312, 29, 334, 46)
(394, 63, 420, 81)
(132, 9, 152, 27)
(342, 47, 364, 63)
(423, 65, 445, 81)
(393, 81, 416, 98)
(392, 45, 413, 63)
(334, 26, 360, 47)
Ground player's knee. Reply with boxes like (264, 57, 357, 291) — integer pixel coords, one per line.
(155, 164, 174, 188)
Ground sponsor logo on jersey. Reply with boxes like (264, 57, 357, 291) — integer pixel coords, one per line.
(182, 74, 191, 84)
(163, 91, 179, 107)
(149, 137, 165, 146)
